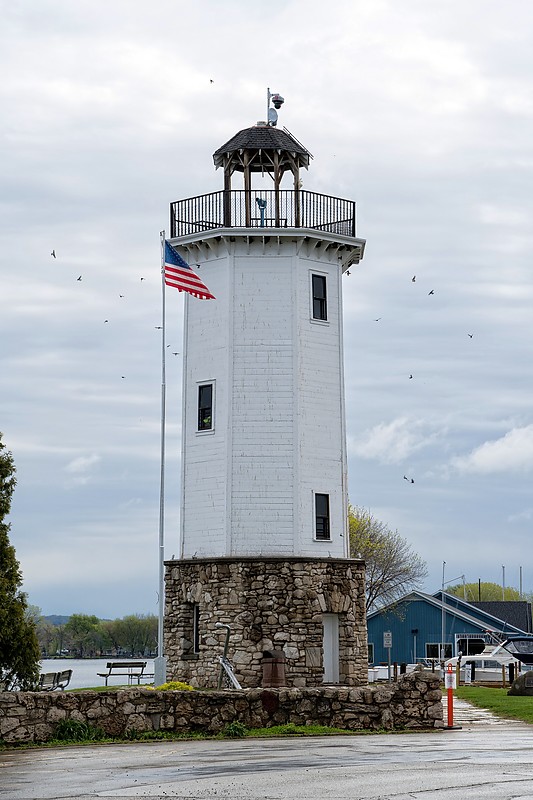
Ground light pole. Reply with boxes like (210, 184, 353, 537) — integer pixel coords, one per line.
(441, 563, 465, 664)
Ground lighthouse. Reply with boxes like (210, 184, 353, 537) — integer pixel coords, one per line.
(164, 96, 368, 688)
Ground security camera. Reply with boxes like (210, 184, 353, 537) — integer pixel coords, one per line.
(271, 93, 284, 109)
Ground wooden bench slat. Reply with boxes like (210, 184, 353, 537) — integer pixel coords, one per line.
(97, 661, 149, 686)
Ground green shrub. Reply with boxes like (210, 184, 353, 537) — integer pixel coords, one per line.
(53, 719, 107, 742)
(222, 721, 247, 738)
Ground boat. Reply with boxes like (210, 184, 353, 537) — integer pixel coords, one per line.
(501, 635, 533, 666)
(445, 644, 520, 682)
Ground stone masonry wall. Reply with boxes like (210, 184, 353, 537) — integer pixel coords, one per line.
(0, 672, 443, 744)
(164, 557, 367, 688)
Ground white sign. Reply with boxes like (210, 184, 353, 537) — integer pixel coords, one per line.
(383, 631, 392, 649)
(444, 671, 457, 689)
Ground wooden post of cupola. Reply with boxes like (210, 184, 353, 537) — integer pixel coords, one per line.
(223, 157, 232, 227)
(293, 161, 301, 228)
(273, 151, 281, 227)
(243, 151, 252, 227)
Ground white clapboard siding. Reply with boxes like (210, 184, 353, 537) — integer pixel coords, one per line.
(179, 237, 348, 559)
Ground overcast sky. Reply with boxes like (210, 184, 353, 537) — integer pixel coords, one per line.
(2, 0, 533, 619)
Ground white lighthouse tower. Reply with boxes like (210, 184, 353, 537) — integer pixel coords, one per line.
(165, 98, 368, 688)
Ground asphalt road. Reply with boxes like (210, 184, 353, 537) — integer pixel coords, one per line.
(2, 705, 533, 799)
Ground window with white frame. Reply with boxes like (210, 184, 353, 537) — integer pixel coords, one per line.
(315, 493, 331, 540)
(425, 642, 452, 660)
(311, 273, 328, 321)
(197, 383, 213, 431)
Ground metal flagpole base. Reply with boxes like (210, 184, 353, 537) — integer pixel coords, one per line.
(153, 656, 167, 687)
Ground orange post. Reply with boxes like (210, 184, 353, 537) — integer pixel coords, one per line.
(447, 663, 454, 728)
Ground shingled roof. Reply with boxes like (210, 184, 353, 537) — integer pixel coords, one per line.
(213, 125, 311, 171)
(471, 601, 533, 633)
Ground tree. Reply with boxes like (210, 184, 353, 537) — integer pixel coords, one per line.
(113, 614, 158, 657)
(0, 434, 41, 690)
(63, 614, 100, 657)
(348, 505, 428, 612)
(35, 616, 58, 657)
(446, 581, 521, 602)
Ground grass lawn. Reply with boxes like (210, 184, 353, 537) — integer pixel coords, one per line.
(455, 686, 533, 724)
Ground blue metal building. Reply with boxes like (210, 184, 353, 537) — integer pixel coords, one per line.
(367, 591, 529, 665)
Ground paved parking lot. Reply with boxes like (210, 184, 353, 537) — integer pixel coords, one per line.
(1, 700, 532, 799)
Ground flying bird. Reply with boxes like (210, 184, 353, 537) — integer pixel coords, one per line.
(374, 318, 382, 322)
(411, 275, 416, 282)
(346, 270, 351, 276)
(51, 250, 56, 258)
(172, 352, 179, 355)
(428, 289, 434, 295)
(77, 275, 82, 281)
(119, 294, 124, 298)
(403, 475, 415, 484)
(210, 79, 214, 84)
(467, 333, 473, 338)
(104, 320, 109, 323)
(155, 326, 162, 329)
(140, 277, 145, 281)
(409, 374, 413, 379)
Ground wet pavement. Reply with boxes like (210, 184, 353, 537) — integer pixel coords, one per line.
(2, 698, 533, 799)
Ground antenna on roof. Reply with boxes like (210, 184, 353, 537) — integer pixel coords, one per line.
(266, 87, 284, 127)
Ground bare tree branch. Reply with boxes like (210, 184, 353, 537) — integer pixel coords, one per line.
(348, 505, 427, 612)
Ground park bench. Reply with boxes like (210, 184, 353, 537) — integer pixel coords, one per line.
(38, 669, 72, 691)
(97, 661, 153, 686)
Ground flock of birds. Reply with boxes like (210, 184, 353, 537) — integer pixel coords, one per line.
(344, 269, 477, 488)
(50, 249, 181, 383)
(51, 244, 474, 487)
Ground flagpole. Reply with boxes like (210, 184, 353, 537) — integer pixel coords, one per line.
(154, 231, 167, 686)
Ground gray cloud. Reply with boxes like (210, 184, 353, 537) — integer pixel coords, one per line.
(2, 0, 533, 616)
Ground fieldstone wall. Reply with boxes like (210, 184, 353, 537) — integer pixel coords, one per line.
(164, 557, 367, 688)
(0, 672, 443, 744)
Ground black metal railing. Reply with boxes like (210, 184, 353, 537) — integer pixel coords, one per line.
(170, 190, 356, 238)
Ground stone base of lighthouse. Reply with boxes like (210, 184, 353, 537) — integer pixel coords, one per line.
(163, 557, 367, 688)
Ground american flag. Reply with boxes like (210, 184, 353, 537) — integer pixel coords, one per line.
(164, 241, 215, 300)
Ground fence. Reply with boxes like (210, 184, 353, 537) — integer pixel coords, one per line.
(170, 190, 356, 238)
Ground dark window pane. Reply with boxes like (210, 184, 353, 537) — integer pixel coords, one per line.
(198, 384, 213, 430)
(315, 493, 330, 540)
(193, 604, 200, 653)
(426, 643, 452, 659)
(312, 274, 327, 321)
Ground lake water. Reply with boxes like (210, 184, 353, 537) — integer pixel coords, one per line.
(40, 658, 155, 690)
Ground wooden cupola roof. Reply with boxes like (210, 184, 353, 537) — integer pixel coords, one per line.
(213, 125, 312, 172)
(213, 125, 312, 183)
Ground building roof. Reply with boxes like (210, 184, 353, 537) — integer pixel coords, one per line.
(471, 601, 532, 633)
(367, 590, 529, 635)
(213, 126, 312, 171)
